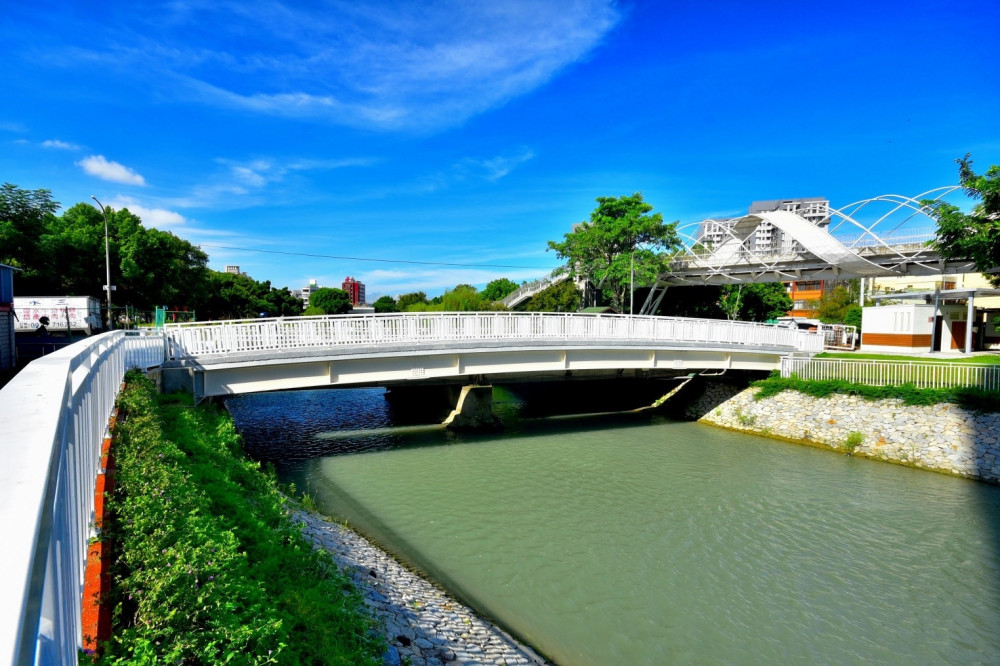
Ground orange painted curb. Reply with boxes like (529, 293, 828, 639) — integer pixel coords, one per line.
(82, 410, 119, 657)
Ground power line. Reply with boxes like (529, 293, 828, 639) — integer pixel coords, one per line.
(197, 243, 558, 270)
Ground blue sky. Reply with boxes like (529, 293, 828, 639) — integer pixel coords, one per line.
(2, 0, 999, 301)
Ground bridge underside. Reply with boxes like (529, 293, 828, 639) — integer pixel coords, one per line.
(164, 344, 788, 399)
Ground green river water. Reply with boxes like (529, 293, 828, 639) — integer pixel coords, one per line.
(227, 386, 1000, 665)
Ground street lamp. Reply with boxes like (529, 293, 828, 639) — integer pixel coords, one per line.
(90, 196, 113, 330)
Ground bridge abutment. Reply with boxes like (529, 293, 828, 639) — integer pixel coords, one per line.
(442, 385, 501, 431)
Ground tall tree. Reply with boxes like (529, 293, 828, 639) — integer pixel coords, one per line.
(482, 278, 519, 301)
(930, 154, 1000, 285)
(0, 183, 59, 280)
(519, 279, 581, 312)
(397, 292, 429, 310)
(547, 193, 679, 312)
(373, 295, 398, 313)
(309, 287, 352, 315)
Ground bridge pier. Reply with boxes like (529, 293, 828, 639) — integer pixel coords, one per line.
(442, 385, 501, 431)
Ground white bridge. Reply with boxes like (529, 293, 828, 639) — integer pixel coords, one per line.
(161, 312, 823, 399)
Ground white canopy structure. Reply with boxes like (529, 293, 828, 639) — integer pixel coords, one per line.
(640, 187, 977, 314)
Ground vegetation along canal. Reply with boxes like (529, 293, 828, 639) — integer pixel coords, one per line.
(226, 384, 1000, 665)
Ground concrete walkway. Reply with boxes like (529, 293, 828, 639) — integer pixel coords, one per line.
(292, 509, 548, 666)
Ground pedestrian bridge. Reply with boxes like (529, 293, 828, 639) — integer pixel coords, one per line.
(161, 312, 824, 399)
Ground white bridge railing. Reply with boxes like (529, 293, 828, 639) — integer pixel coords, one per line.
(164, 312, 824, 358)
(0, 331, 164, 666)
(780, 357, 1000, 390)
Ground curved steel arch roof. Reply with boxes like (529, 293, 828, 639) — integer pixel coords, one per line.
(660, 186, 970, 286)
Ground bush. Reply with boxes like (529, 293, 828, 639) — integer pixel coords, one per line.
(100, 371, 383, 664)
(751, 374, 1000, 411)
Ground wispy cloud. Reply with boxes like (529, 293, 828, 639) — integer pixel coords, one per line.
(108, 196, 187, 229)
(0, 120, 28, 133)
(68, 1, 621, 132)
(77, 155, 147, 186)
(164, 154, 374, 209)
(42, 139, 80, 150)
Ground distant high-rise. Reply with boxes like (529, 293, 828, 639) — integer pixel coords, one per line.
(698, 197, 829, 254)
(342, 276, 366, 306)
(300, 279, 318, 309)
(225, 265, 241, 274)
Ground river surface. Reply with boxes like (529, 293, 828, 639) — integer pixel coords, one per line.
(227, 387, 1000, 665)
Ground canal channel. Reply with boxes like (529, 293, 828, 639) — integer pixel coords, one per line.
(226, 385, 1000, 665)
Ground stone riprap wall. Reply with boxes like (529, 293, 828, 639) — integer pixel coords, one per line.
(698, 385, 1000, 484)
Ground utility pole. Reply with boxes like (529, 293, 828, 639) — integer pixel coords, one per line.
(90, 196, 114, 330)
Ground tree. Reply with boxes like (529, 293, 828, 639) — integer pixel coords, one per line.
(930, 154, 1000, 286)
(655, 286, 725, 319)
(0, 183, 58, 272)
(309, 287, 351, 315)
(657, 283, 790, 321)
(815, 285, 856, 324)
(482, 278, 519, 302)
(373, 295, 398, 313)
(519, 280, 581, 312)
(729, 282, 792, 322)
(397, 292, 429, 310)
(547, 193, 679, 313)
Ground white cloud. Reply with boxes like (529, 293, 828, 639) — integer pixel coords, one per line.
(91, 1, 621, 132)
(42, 139, 80, 150)
(108, 196, 187, 229)
(77, 155, 147, 186)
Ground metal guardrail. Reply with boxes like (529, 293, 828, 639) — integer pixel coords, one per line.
(780, 357, 1000, 390)
(0, 331, 164, 666)
(164, 312, 825, 358)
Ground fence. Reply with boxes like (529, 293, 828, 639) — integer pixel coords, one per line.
(0, 331, 164, 666)
(164, 312, 825, 358)
(780, 356, 1000, 391)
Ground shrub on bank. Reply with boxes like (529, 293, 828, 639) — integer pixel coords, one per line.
(752, 374, 1000, 412)
(99, 370, 384, 664)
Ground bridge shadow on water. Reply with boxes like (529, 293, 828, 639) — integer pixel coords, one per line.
(224, 378, 688, 469)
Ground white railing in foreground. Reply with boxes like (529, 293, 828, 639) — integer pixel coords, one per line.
(780, 357, 1000, 390)
(0, 332, 164, 666)
(164, 312, 825, 358)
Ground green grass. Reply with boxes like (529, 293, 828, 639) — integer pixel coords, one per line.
(752, 374, 1000, 412)
(98, 371, 384, 665)
(816, 352, 1000, 365)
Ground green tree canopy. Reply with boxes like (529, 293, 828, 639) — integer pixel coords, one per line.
(397, 292, 428, 310)
(482, 278, 519, 302)
(658, 283, 791, 322)
(309, 287, 352, 315)
(814, 284, 857, 324)
(547, 193, 679, 313)
(930, 154, 1000, 286)
(518, 280, 581, 312)
(373, 295, 398, 313)
(0, 183, 58, 271)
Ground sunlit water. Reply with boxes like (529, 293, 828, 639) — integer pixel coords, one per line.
(227, 387, 1000, 665)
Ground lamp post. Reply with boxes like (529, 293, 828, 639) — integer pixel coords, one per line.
(90, 196, 113, 330)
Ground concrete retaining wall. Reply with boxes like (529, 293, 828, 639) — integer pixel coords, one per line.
(695, 384, 1000, 484)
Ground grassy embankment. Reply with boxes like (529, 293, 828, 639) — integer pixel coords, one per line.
(97, 370, 384, 664)
(752, 373, 1000, 411)
(751, 351, 1000, 410)
(816, 351, 1000, 364)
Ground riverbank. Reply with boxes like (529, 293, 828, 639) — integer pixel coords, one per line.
(694, 380, 1000, 483)
(292, 507, 547, 666)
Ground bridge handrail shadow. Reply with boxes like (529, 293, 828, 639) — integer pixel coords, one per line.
(163, 312, 824, 359)
(0, 331, 165, 665)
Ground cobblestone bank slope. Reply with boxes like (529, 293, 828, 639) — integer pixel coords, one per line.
(695, 384, 1000, 484)
(292, 509, 547, 666)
